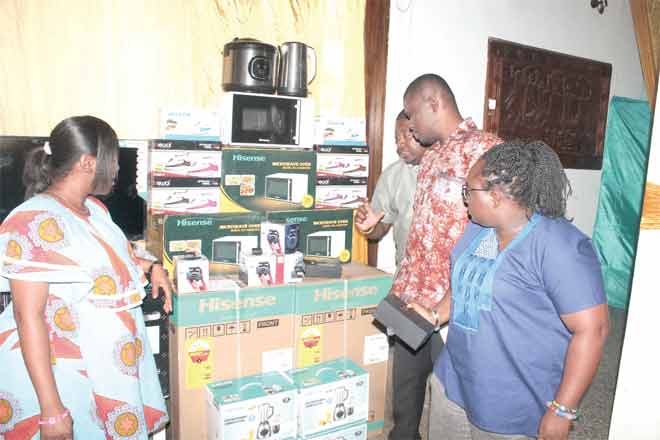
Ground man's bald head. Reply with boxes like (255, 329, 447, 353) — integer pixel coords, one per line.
(404, 73, 458, 113)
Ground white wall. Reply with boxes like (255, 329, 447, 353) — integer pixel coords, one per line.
(377, 0, 645, 272)
(608, 87, 660, 440)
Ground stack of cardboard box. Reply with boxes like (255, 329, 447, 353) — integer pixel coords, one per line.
(168, 264, 390, 439)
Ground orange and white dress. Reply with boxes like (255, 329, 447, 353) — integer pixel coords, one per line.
(0, 194, 168, 439)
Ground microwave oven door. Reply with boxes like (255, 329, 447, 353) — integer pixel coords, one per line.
(232, 94, 299, 146)
(265, 177, 292, 201)
(307, 236, 331, 257)
(212, 240, 240, 264)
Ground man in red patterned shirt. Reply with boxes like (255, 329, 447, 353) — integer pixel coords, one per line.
(388, 74, 501, 439)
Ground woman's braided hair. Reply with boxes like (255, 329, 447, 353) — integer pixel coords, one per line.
(479, 140, 571, 219)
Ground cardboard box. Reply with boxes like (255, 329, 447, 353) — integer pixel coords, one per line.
(168, 265, 391, 440)
(161, 213, 265, 275)
(314, 117, 367, 146)
(315, 186, 367, 209)
(221, 148, 316, 212)
(267, 210, 354, 263)
(149, 177, 221, 215)
(291, 358, 369, 438)
(206, 372, 298, 440)
(169, 284, 297, 440)
(315, 145, 369, 180)
(159, 108, 221, 141)
(174, 254, 210, 293)
(315, 145, 368, 209)
(239, 251, 305, 287)
(239, 252, 280, 287)
(299, 422, 367, 440)
(292, 266, 391, 437)
(150, 139, 222, 178)
(261, 221, 302, 255)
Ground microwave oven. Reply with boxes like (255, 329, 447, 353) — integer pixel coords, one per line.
(264, 173, 309, 204)
(306, 231, 346, 258)
(221, 92, 314, 148)
(211, 235, 259, 264)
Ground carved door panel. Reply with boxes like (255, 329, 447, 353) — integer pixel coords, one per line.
(483, 38, 612, 169)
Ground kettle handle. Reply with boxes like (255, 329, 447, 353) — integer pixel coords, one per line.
(307, 46, 317, 85)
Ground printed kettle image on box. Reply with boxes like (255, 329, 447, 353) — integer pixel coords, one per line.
(206, 372, 298, 440)
(291, 358, 369, 438)
(267, 210, 353, 262)
(221, 148, 316, 212)
(162, 213, 265, 274)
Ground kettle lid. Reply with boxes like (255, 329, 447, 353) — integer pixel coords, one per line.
(224, 37, 276, 52)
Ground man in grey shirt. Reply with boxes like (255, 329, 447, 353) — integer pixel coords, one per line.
(356, 110, 423, 265)
(356, 110, 444, 440)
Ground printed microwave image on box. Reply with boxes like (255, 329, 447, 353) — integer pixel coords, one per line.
(221, 148, 316, 212)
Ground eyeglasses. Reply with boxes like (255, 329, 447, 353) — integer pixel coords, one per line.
(461, 183, 489, 201)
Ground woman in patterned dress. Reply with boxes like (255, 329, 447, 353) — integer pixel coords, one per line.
(0, 116, 172, 439)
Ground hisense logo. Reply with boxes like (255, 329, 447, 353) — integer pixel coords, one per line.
(198, 295, 277, 312)
(313, 286, 378, 302)
(233, 154, 266, 162)
(177, 218, 213, 227)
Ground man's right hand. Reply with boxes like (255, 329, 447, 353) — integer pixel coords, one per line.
(355, 200, 385, 233)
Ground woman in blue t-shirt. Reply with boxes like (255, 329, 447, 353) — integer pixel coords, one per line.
(419, 140, 609, 439)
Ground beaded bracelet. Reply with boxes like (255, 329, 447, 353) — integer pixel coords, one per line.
(38, 408, 70, 425)
(546, 400, 579, 421)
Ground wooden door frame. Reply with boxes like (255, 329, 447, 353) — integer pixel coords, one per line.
(364, 0, 390, 267)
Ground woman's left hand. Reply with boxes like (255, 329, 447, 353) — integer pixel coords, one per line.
(149, 264, 173, 314)
(538, 409, 571, 440)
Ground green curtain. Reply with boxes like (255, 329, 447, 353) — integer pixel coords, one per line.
(592, 96, 651, 309)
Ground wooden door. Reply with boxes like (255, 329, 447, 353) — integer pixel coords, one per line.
(483, 38, 612, 169)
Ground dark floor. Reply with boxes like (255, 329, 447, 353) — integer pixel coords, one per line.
(377, 306, 628, 440)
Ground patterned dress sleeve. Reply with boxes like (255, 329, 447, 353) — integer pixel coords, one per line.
(0, 208, 90, 293)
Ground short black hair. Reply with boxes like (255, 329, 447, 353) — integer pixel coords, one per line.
(479, 140, 571, 218)
(404, 73, 457, 110)
(396, 109, 408, 121)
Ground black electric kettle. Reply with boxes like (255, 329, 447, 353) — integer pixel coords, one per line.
(277, 42, 317, 97)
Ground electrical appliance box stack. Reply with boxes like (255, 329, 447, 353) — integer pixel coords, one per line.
(139, 37, 390, 440)
(314, 117, 368, 209)
(167, 264, 390, 440)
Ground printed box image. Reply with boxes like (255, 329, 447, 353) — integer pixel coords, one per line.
(174, 253, 210, 293)
(206, 372, 297, 440)
(261, 221, 302, 255)
(291, 358, 369, 438)
(267, 210, 354, 263)
(265, 173, 309, 203)
(221, 148, 316, 212)
(149, 139, 222, 178)
(306, 231, 346, 258)
(316, 154, 368, 179)
(162, 213, 265, 275)
(314, 117, 367, 146)
(293, 267, 392, 437)
(212, 236, 260, 265)
(149, 177, 221, 215)
(315, 185, 367, 209)
(240, 251, 305, 287)
(169, 284, 297, 440)
(299, 422, 367, 440)
(239, 252, 280, 287)
(159, 108, 221, 141)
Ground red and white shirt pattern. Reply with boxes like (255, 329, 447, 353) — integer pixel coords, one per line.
(391, 118, 502, 309)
